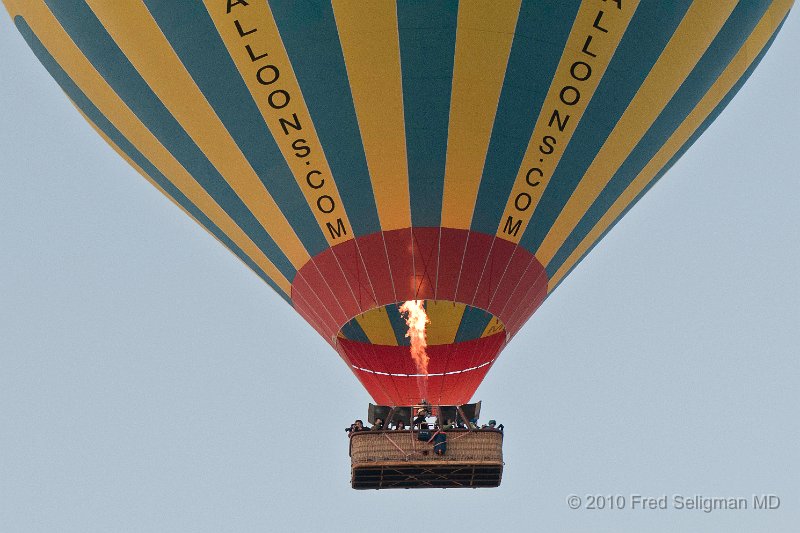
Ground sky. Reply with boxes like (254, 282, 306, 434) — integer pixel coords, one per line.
(1, 6, 798, 533)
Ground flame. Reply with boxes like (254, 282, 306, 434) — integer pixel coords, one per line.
(399, 300, 430, 400)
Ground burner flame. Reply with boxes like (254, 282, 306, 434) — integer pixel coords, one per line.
(399, 300, 430, 400)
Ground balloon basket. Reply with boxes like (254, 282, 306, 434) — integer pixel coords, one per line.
(349, 429, 503, 489)
(349, 402, 503, 489)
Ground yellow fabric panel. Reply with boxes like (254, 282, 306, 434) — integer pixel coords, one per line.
(495, 0, 639, 243)
(87, 0, 311, 268)
(440, 0, 521, 230)
(481, 317, 505, 338)
(355, 308, 398, 346)
(12, 1, 292, 294)
(425, 300, 467, 346)
(204, 0, 354, 246)
(332, 0, 411, 231)
(1, 0, 17, 16)
(535, 0, 737, 264)
(548, 0, 793, 290)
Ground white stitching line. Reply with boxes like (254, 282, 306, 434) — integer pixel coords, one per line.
(434, 226, 442, 301)
(329, 246, 363, 314)
(351, 359, 494, 377)
(486, 243, 520, 310)
(469, 235, 496, 308)
(352, 237, 379, 307)
(451, 231, 471, 299)
(309, 256, 349, 320)
(293, 269, 339, 335)
(380, 231, 398, 303)
(410, 226, 417, 298)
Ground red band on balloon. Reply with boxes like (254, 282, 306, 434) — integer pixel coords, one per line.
(290, 228, 548, 404)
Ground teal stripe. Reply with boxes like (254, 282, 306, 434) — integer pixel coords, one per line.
(398, 1, 458, 228)
(548, 0, 772, 277)
(268, 1, 381, 237)
(386, 304, 411, 347)
(546, 18, 785, 296)
(142, 1, 328, 256)
(470, 0, 581, 235)
(14, 16, 291, 304)
(454, 305, 493, 343)
(42, 0, 298, 280)
(340, 318, 370, 343)
(519, 2, 692, 253)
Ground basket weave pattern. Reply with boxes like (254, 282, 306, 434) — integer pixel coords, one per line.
(350, 430, 503, 466)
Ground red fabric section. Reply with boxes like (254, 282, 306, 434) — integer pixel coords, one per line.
(502, 258, 548, 336)
(355, 232, 395, 304)
(435, 228, 469, 301)
(291, 275, 337, 339)
(487, 247, 535, 318)
(290, 229, 548, 402)
(331, 238, 378, 312)
(311, 252, 361, 319)
(296, 260, 349, 326)
(454, 231, 493, 304)
(472, 238, 515, 311)
(338, 332, 505, 405)
(291, 228, 548, 342)
(384, 228, 415, 301)
(411, 227, 440, 300)
(506, 277, 549, 337)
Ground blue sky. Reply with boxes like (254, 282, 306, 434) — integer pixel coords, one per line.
(1, 7, 798, 533)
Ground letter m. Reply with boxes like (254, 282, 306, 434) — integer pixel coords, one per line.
(502, 215, 522, 237)
(326, 218, 347, 239)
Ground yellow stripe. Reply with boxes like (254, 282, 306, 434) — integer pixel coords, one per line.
(548, 0, 793, 290)
(440, 0, 521, 230)
(332, 1, 411, 231)
(16, 2, 291, 294)
(204, 0, 354, 246)
(535, 1, 737, 265)
(73, 102, 291, 299)
(355, 308, 398, 346)
(495, 0, 639, 242)
(480, 317, 505, 338)
(85, 1, 309, 268)
(426, 300, 467, 346)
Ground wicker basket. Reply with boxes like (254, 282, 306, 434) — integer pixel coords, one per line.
(349, 429, 503, 489)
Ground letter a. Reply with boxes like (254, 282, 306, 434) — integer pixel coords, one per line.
(227, 0, 249, 15)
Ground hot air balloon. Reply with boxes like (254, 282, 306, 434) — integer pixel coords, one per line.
(4, 0, 793, 489)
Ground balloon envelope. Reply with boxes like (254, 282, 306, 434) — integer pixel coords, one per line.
(4, 0, 792, 404)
